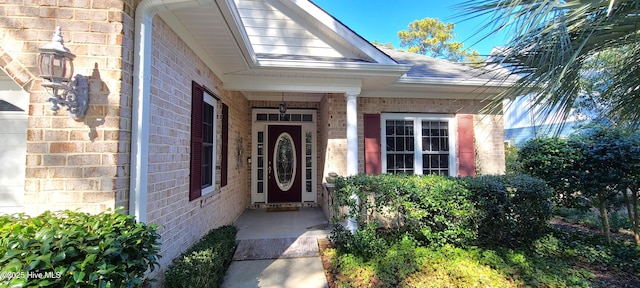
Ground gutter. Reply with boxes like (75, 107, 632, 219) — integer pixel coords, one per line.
(130, 0, 214, 223)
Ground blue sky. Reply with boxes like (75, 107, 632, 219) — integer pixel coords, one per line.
(311, 0, 509, 56)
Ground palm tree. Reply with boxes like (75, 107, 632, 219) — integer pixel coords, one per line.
(457, 0, 640, 125)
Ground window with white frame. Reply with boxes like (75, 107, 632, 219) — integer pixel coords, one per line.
(201, 91, 217, 195)
(381, 114, 455, 176)
(190, 81, 219, 201)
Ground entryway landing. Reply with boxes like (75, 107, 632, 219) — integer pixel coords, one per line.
(233, 206, 331, 240)
(221, 207, 331, 288)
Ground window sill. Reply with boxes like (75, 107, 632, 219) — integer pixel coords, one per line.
(200, 189, 221, 208)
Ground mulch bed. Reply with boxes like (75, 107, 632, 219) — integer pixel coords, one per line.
(318, 238, 338, 288)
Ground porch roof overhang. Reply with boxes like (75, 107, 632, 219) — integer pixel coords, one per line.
(153, 0, 515, 101)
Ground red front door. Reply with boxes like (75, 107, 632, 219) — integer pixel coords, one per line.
(267, 125, 302, 203)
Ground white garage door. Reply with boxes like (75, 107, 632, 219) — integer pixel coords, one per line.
(0, 72, 28, 215)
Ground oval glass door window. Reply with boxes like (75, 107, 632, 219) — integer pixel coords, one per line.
(274, 132, 296, 191)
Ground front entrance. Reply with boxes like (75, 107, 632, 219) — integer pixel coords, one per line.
(267, 125, 302, 203)
(251, 108, 317, 205)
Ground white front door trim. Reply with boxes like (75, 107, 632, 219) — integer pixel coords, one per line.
(251, 108, 317, 204)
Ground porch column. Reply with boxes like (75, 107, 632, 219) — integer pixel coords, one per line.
(346, 92, 359, 234)
(346, 93, 359, 176)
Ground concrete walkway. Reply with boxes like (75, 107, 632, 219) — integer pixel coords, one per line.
(221, 207, 332, 288)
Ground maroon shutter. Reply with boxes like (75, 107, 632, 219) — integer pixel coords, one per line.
(364, 114, 382, 174)
(457, 114, 476, 177)
(189, 81, 204, 201)
(221, 103, 229, 187)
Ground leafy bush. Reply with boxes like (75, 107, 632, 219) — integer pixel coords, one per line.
(333, 174, 476, 248)
(0, 209, 161, 287)
(464, 174, 552, 247)
(401, 175, 477, 247)
(164, 225, 237, 288)
(518, 137, 583, 207)
(330, 224, 388, 260)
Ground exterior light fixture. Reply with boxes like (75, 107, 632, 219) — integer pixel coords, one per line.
(38, 27, 88, 120)
(279, 92, 287, 118)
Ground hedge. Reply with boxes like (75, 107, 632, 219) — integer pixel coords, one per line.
(463, 174, 553, 247)
(332, 173, 552, 249)
(164, 225, 237, 288)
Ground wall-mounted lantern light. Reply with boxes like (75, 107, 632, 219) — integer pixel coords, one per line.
(279, 92, 287, 118)
(38, 27, 88, 120)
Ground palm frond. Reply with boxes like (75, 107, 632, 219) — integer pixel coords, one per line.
(457, 0, 640, 128)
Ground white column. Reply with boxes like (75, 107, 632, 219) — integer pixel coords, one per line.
(346, 93, 359, 176)
(345, 93, 359, 233)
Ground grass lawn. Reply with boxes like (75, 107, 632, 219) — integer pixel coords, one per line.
(319, 220, 640, 288)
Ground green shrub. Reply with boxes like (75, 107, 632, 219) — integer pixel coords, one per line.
(164, 225, 237, 288)
(465, 174, 552, 247)
(0, 209, 161, 288)
(403, 175, 477, 247)
(333, 174, 476, 248)
(518, 137, 584, 208)
(330, 224, 388, 260)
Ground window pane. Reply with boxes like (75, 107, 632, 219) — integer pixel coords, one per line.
(406, 137, 414, 152)
(433, 138, 440, 151)
(386, 137, 395, 151)
(203, 104, 214, 143)
(396, 137, 405, 151)
(404, 154, 414, 170)
(201, 100, 215, 189)
(441, 138, 449, 151)
(431, 154, 441, 167)
(386, 121, 394, 135)
(440, 155, 449, 168)
(202, 146, 213, 187)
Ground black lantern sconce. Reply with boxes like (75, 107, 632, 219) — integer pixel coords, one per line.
(38, 27, 89, 120)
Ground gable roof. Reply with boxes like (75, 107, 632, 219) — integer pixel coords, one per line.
(156, 0, 509, 99)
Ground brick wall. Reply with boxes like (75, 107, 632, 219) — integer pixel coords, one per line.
(145, 17, 250, 282)
(319, 93, 347, 182)
(0, 0, 134, 215)
(320, 96, 505, 177)
(474, 114, 506, 174)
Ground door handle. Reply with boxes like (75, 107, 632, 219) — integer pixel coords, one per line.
(268, 161, 272, 179)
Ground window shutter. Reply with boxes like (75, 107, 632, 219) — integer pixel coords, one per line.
(189, 81, 204, 201)
(221, 103, 229, 187)
(457, 114, 476, 177)
(364, 114, 381, 174)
